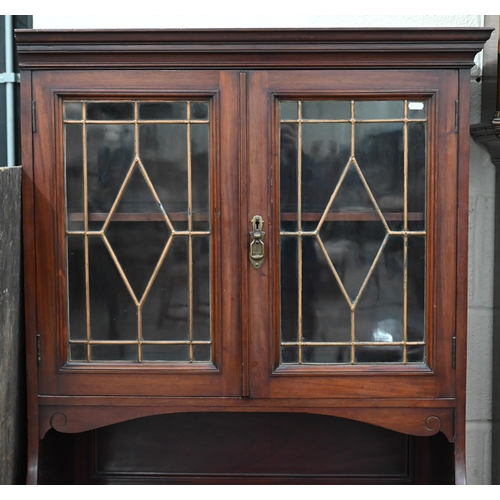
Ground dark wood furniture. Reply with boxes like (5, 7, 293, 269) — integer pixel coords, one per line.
(16, 28, 491, 484)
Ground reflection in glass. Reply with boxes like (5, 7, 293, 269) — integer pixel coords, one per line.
(65, 100, 212, 363)
(355, 236, 404, 349)
(86, 124, 135, 229)
(302, 100, 350, 120)
(279, 99, 427, 365)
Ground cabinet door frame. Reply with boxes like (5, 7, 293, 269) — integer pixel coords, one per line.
(32, 69, 243, 397)
(247, 69, 458, 399)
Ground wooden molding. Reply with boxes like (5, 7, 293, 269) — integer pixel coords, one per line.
(15, 28, 492, 70)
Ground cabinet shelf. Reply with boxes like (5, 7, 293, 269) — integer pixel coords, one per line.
(67, 211, 424, 223)
(280, 211, 425, 222)
(68, 212, 209, 222)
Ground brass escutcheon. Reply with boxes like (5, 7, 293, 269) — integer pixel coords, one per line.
(249, 215, 265, 269)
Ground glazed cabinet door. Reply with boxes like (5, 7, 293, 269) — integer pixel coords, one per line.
(247, 69, 458, 399)
(33, 70, 242, 397)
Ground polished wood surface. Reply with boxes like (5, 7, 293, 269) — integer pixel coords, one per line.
(37, 413, 455, 484)
(17, 28, 492, 484)
(15, 28, 490, 70)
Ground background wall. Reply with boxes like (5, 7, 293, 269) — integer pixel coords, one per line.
(32, 11, 495, 484)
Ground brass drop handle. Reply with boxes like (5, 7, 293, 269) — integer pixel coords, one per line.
(249, 215, 265, 269)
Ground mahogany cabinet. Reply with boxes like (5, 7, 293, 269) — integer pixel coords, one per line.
(16, 28, 491, 484)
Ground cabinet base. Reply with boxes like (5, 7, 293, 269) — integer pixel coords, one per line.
(37, 412, 456, 485)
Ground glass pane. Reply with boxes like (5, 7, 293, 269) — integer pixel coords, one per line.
(355, 345, 403, 363)
(407, 345, 425, 363)
(302, 101, 350, 120)
(193, 344, 211, 362)
(191, 123, 210, 231)
(408, 122, 426, 231)
(87, 102, 134, 121)
(355, 122, 404, 231)
(139, 102, 186, 120)
(65, 124, 84, 231)
(192, 236, 210, 341)
(65, 99, 213, 364)
(280, 123, 298, 230)
(355, 236, 404, 344)
(319, 219, 387, 303)
(280, 236, 298, 343)
(408, 101, 427, 120)
(281, 346, 299, 364)
(67, 236, 86, 341)
(304, 237, 351, 344)
(64, 102, 82, 121)
(90, 344, 137, 362)
(407, 236, 426, 343)
(88, 236, 137, 342)
(302, 236, 351, 343)
(301, 123, 351, 217)
(355, 101, 404, 120)
(69, 344, 87, 362)
(303, 345, 350, 364)
(142, 236, 189, 342)
(191, 102, 209, 120)
(280, 101, 297, 120)
(139, 124, 188, 226)
(279, 99, 428, 366)
(142, 344, 189, 362)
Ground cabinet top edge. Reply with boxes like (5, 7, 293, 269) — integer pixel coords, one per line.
(15, 28, 493, 70)
(15, 27, 493, 45)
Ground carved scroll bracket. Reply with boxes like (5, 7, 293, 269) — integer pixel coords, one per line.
(39, 405, 454, 443)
